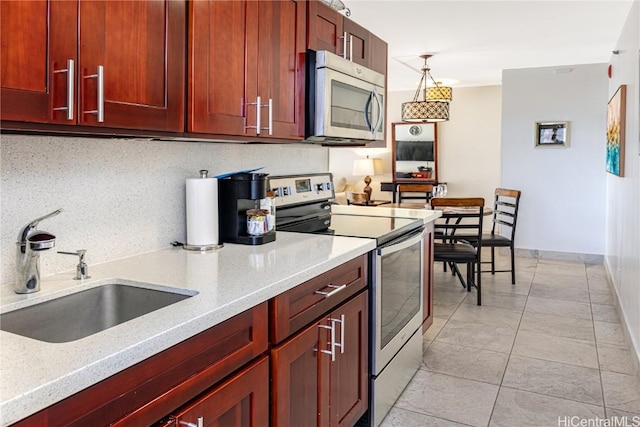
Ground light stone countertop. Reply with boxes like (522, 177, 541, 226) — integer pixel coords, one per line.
(331, 204, 443, 222)
(0, 231, 376, 426)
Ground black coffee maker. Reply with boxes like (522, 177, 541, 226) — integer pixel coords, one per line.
(218, 173, 276, 245)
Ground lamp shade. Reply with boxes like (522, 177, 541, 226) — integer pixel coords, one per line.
(425, 86, 453, 102)
(353, 158, 376, 176)
(401, 101, 450, 122)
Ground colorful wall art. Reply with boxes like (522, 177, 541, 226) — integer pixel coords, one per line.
(606, 85, 626, 176)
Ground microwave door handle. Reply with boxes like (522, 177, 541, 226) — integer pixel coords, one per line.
(363, 91, 374, 133)
(372, 88, 383, 136)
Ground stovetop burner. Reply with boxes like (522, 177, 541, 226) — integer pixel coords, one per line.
(271, 173, 423, 245)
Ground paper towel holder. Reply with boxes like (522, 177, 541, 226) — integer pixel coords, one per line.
(184, 169, 224, 252)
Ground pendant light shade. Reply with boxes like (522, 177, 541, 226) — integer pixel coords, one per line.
(401, 54, 452, 123)
(401, 101, 449, 122)
(425, 86, 453, 102)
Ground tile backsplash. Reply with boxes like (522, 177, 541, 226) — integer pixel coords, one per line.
(1, 134, 328, 286)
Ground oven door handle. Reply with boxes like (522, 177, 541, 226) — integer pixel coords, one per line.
(378, 227, 426, 256)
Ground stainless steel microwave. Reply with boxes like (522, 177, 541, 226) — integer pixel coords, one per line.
(304, 50, 385, 145)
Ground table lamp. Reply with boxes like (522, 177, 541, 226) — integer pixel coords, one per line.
(353, 157, 381, 204)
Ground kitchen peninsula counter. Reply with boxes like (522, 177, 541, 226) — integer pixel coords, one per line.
(0, 232, 375, 426)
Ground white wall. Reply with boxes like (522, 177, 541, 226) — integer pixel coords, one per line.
(0, 135, 329, 286)
(329, 86, 502, 208)
(605, 1, 640, 364)
(501, 64, 608, 257)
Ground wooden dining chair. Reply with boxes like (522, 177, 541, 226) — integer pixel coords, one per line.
(431, 197, 484, 305)
(397, 184, 433, 203)
(480, 188, 521, 284)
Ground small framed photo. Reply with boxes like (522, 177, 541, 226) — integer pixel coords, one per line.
(535, 121, 569, 147)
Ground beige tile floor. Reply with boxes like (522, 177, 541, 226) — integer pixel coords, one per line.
(381, 254, 640, 427)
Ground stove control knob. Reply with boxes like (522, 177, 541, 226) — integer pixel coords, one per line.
(282, 186, 292, 196)
(326, 182, 333, 191)
(315, 183, 325, 192)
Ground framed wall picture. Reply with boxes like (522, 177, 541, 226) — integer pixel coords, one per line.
(606, 84, 626, 176)
(535, 121, 568, 147)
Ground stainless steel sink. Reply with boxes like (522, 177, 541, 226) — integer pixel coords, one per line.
(0, 283, 193, 343)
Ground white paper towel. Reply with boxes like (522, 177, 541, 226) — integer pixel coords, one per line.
(186, 176, 219, 246)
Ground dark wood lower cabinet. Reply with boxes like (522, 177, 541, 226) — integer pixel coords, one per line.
(158, 356, 269, 427)
(10, 257, 371, 427)
(11, 303, 268, 427)
(271, 291, 368, 427)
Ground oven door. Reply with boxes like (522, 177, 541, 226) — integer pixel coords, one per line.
(315, 66, 384, 141)
(372, 226, 425, 375)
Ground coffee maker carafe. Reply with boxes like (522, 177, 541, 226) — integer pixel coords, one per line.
(218, 173, 276, 245)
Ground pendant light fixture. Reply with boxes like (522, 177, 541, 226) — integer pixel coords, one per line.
(401, 54, 451, 122)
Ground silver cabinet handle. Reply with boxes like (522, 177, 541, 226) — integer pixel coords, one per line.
(179, 417, 203, 427)
(256, 95, 262, 135)
(314, 284, 346, 298)
(267, 98, 273, 135)
(317, 323, 335, 361)
(349, 33, 353, 62)
(84, 65, 104, 122)
(330, 314, 345, 355)
(245, 96, 272, 135)
(53, 59, 74, 120)
(341, 31, 348, 59)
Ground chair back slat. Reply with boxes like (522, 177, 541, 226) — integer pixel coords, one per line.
(490, 188, 521, 239)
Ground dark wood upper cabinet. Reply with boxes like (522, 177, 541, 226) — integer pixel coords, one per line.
(78, 0, 185, 131)
(307, 0, 387, 75)
(2, 0, 386, 143)
(0, 0, 185, 132)
(189, 0, 306, 140)
(0, 0, 77, 124)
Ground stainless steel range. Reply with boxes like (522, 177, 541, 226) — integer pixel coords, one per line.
(270, 173, 426, 426)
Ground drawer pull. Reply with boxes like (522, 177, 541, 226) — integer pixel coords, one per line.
(314, 284, 347, 298)
(179, 417, 203, 427)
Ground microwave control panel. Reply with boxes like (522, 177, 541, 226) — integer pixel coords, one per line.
(269, 173, 334, 207)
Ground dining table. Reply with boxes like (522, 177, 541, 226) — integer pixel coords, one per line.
(386, 203, 494, 216)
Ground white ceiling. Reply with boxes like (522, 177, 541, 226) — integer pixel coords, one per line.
(342, 0, 634, 91)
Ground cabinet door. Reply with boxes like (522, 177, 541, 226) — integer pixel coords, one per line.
(256, 0, 306, 139)
(330, 291, 368, 427)
(307, 0, 344, 55)
(342, 18, 369, 68)
(0, 0, 78, 124)
(171, 356, 269, 427)
(188, 0, 251, 136)
(367, 31, 388, 76)
(342, 17, 387, 76)
(78, 0, 185, 131)
(272, 320, 331, 427)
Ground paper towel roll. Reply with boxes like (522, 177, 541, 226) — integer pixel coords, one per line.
(186, 176, 219, 247)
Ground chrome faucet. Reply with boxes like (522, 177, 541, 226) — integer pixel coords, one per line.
(15, 209, 62, 294)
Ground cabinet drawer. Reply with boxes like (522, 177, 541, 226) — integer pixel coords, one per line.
(270, 255, 367, 344)
(14, 303, 268, 427)
(162, 356, 269, 427)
